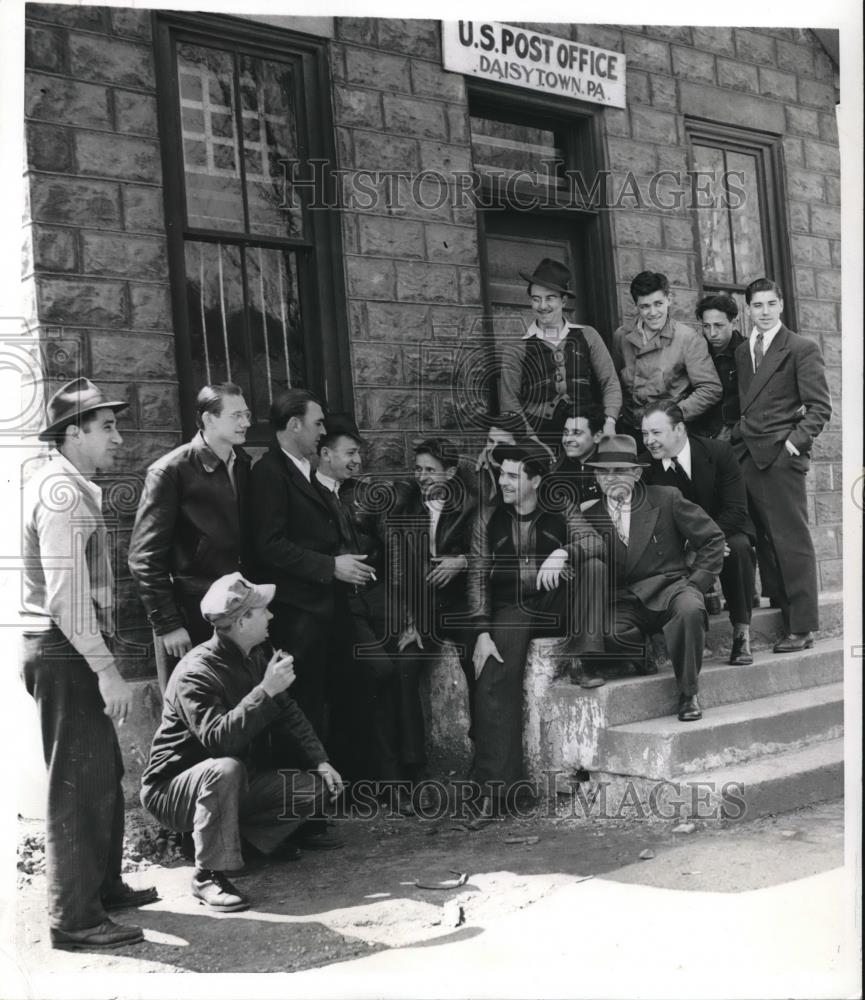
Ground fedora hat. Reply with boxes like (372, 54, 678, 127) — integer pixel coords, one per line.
(38, 377, 129, 441)
(518, 258, 572, 296)
(582, 434, 651, 469)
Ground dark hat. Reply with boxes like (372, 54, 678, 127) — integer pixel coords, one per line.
(200, 572, 276, 628)
(323, 412, 364, 445)
(38, 377, 129, 441)
(491, 440, 553, 476)
(582, 434, 651, 469)
(518, 258, 572, 296)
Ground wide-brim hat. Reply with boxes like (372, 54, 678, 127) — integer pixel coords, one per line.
(200, 572, 276, 628)
(518, 258, 572, 297)
(492, 440, 553, 475)
(38, 377, 128, 441)
(582, 434, 651, 468)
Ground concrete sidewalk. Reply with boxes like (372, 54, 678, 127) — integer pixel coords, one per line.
(287, 865, 859, 999)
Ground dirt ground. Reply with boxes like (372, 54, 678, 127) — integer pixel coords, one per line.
(11, 797, 845, 976)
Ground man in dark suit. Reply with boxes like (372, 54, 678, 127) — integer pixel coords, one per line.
(641, 400, 757, 665)
(250, 390, 375, 735)
(732, 278, 832, 653)
(391, 438, 478, 779)
(582, 435, 725, 721)
(129, 383, 252, 691)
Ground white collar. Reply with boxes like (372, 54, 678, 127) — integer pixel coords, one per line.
(523, 320, 582, 342)
(662, 437, 692, 475)
(750, 321, 782, 343)
(282, 447, 311, 481)
(315, 470, 339, 494)
(51, 450, 102, 503)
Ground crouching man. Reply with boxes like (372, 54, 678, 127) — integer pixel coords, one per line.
(140, 573, 343, 912)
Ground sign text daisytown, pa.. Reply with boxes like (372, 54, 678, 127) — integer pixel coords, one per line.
(442, 21, 626, 109)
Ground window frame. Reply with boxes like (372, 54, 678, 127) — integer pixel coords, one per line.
(685, 118, 797, 332)
(467, 79, 619, 346)
(153, 11, 351, 440)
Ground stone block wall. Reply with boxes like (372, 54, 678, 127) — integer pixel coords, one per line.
(23, 4, 180, 676)
(330, 18, 485, 470)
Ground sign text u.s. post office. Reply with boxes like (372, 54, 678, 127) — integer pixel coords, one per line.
(442, 21, 626, 109)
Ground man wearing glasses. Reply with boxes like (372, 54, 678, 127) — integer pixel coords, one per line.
(129, 383, 253, 692)
(499, 258, 621, 454)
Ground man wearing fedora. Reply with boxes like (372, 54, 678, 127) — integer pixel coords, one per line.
(21, 378, 157, 950)
(582, 435, 725, 721)
(469, 441, 606, 815)
(128, 382, 253, 693)
(499, 258, 621, 451)
(140, 573, 344, 912)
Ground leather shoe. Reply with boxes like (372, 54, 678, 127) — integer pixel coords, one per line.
(773, 632, 814, 653)
(729, 634, 753, 665)
(102, 879, 159, 910)
(191, 870, 249, 912)
(631, 656, 658, 676)
(51, 918, 144, 951)
(677, 694, 702, 722)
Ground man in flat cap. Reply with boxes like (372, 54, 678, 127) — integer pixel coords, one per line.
(21, 378, 157, 951)
(499, 258, 621, 451)
(140, 573, 343, 913)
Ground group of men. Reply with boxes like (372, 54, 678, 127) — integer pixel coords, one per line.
(20, 257, 830, 948)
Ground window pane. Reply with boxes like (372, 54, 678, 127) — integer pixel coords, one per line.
(177, 43, 245, 231)
(726, 150, 766, 283)
(692, 144, 734, 285)
(240, 55, 303, 238)
(246, 247, 305, 414)
(470, 116, 565, 186)
(184, 241, 247, 387)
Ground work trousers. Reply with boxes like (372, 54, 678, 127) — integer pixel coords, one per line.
(720, 532, 757, 626)
(21, 628, 125, 931)
(743, 451, 819, 633)
(141, 759, 326, 871)
(153, 591, 213, 693)
(605, 587, 708, 696)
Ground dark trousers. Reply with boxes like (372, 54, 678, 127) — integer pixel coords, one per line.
(393, 608, 477, 769)
(470, 587, 569, 792)
(606, 587, 708, 696)
(153, 592, 213, 693)
(720, 532, 757, 626)
(268, 603, 331, 736)
(21, 628, 125, 931)
(743, 451, 819, 633)
(142, 760, 325, 871)
(327, 590, 402, 784)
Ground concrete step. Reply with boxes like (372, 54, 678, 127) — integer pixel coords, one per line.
(589, 737, 845, 823)
(600, 681, 844, 780)
(553, 638, 844, 728)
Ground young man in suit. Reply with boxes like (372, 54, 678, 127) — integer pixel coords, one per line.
(129, 383, 252, 692)
(640, 400, 757, 665)
(732, 278, 832, 652)
(582, 435, 725, 721)
(250, 390, 374, 735)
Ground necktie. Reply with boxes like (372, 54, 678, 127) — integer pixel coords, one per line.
(328, 488, 360, 552)
(611, 501, 628, 546)
(753, 331, 764, 371)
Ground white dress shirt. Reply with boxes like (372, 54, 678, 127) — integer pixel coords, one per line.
(606, 496, 632, 544)
(662, 437, 692, 479)
(315, 470, 339, 494)
(425, 497, 444, 557)
(282, 448, 311, 481)
(749, 321, 782, 370)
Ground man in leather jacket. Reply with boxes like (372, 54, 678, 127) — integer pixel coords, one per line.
(129, 383, 252, 691)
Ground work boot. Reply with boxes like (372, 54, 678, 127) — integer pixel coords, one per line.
(191, 870, 249, 912)
(50, 918, 144, 951)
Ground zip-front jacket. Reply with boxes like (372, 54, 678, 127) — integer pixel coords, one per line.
(128, 432, 250, 635)
(468, 499, 604, 631)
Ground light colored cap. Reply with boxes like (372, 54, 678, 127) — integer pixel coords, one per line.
(200, 572, 275, 628)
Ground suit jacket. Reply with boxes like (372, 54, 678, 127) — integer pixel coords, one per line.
(249, 444, 341, 617)
(582, 483, 725, 613)
(640, 435, 755, 542)
(128, 432, 251, 635)
(732, 325, 831, 470)
(390, 477, 477, 631)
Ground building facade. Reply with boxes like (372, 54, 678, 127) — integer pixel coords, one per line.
(22, 7, 842, 679)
